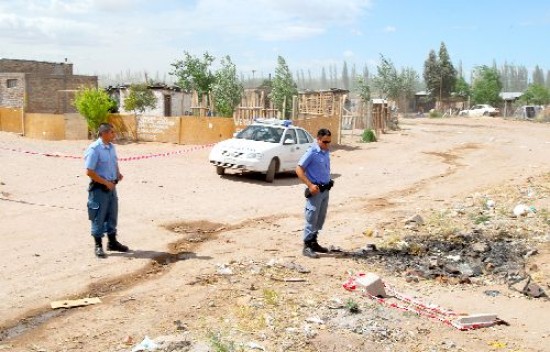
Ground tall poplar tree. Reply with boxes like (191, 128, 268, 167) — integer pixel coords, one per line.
(270, 56, 298, 118)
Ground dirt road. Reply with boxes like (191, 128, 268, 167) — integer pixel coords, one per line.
(0, 116, 549, 351)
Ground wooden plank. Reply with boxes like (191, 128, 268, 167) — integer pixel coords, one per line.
(51, 297, 101, 309)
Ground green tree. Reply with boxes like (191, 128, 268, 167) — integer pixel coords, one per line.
(438, 42, 457, 99)
(74, 87, 115, 135)
(171, 51, 215, 104)
(520, 84, 550, 105)
(471, 65, 503, 106)
(372, 54, 401, 100)
(123, 83, 157, 116)
(355, 76, 371, 103)
(423, 49, 440, 98)
(399, 67, 420, 113)
(212, 55, 243, 117)
(423, 42, 456, 105)
(454, 76, 470, 100)
(270, 56, 298, 118)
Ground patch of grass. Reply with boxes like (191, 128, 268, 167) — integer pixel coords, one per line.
(361, 128, 377, 143)
(346, 298, 360, 313)
(473, 213, 491, 224)
(208, 331, 239, 352)
(429, 110, 443, 118)
(263, 288, 278, 306)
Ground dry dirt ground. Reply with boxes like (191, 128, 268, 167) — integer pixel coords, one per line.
(0, 116, 549, 352)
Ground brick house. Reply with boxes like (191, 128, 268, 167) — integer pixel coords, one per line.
(0, 58, 97, 113)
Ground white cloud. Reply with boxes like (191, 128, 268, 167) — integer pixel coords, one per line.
(383, 26, 396, 33)
(343, 50, 354, 59)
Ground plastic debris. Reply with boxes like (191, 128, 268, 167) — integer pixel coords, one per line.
(131, 336, 158, 352)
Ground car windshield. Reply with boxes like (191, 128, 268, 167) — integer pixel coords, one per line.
(236, 125, 284, 143)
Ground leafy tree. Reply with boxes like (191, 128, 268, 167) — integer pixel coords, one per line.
(454, 76, 470, 100)
(123, 83, 157, 116)
(423, 49, 440, 98)
(355, 76, 371, 103)
(74, 87, 115, 135)
(211, 55, 243, 117)
(170, 51, 215, 104)
(372, 54, 401, 100)
(438, 42, 457, 99)
(399, 67, 420, 113)
(520, 84, 550, 105)
(471, 65, 502, 106)
(270, 56, 298, 118)
(423, 42, 456, 104)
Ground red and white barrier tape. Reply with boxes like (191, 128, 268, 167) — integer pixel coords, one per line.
(0, 144, 214, 162)
(343, 273, 497, 331)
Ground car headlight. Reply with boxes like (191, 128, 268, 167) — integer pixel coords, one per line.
(246, 152, 263, 159)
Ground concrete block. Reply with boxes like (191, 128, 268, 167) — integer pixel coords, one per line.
(452, 313, 497, 328)
(354, 273, 387, 297)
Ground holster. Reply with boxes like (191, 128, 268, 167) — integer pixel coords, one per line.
(304, 179, 334, 198)
(88, 180, 117, 192)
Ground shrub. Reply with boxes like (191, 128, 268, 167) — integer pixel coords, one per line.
(429, 109, 443, 118)
(361, 129, 377, 143)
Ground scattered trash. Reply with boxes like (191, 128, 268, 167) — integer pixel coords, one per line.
(344, 273, 501, 330)
(483, 290, 501, 297)
(131, 336, 158, 352)
(305, 316, 325, 324)
(50, 297, 101, 309)
(216, 264, 233, 275)
(513, 204, 532, 217)
(246, 341, 266, 351)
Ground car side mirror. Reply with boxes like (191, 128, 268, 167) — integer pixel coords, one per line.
(284, 138, 296, 145)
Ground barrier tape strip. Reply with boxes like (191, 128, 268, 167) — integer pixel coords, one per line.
(0, 144, 214, 162)
(343, 273, 497, 331)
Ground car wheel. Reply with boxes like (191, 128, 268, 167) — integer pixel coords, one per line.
(216, 166, 225, 176)
(265, 158, 278, 183)
(483, 111, 489, 116)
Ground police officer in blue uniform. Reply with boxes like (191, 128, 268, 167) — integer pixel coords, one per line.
(84, 123, 129, 258)
(296, 128, 334, 258)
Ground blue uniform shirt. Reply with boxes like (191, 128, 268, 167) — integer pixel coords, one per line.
(84, 138, 118, 181)
(298, 143, 330, 185)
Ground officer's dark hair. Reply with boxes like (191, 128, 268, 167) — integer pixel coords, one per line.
(97, 123, 113, 137)
(317, 128, 331, 137)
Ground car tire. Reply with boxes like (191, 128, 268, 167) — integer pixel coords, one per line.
(265, 158, 278, 183)
(483, 111, 489, 116)
(216, 166, 225, 176)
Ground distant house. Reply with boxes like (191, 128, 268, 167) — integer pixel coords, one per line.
(0, 58, 97, 113)
(106, 84, 191, 117)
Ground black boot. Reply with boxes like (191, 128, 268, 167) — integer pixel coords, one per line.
(94, 237, 106, 258)
(302, 241, 319, 258)
(310, 236, 329, 253)
(107, 233, 129, 252)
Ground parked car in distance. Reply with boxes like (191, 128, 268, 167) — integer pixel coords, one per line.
(208, 119, 315, 182)
(514, 105, 542, 119)
(459, 104, 500, 117)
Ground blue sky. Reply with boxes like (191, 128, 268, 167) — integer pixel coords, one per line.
(1, 0, 549, 84)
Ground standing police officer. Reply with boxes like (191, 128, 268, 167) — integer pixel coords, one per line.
(84, 123, 129, 258)
(296, 128, 333, 258)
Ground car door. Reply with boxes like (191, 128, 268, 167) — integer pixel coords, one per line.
(280, 128, 302, 171)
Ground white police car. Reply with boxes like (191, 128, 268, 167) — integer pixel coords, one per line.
(209, 119, 315, 182)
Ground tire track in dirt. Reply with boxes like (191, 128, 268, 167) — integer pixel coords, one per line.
(0, 215, 294, 343)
